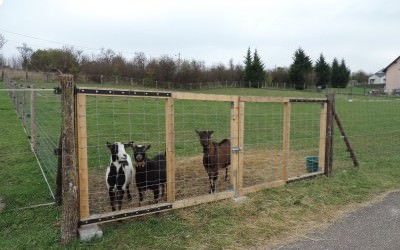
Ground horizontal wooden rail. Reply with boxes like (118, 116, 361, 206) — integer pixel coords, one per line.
(80, 203, 173, 225)
(76, 87, 171, 97)
(287, 171, 325, 183)
(240, 180, 286, 195)
(80, 191, 234, 225)
(172, 92, 235, 102)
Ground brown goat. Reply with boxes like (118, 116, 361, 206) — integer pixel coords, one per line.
(195, 130, 231, 193)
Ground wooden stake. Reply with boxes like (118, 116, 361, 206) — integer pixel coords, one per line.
(230, 97, 241, 197)
(60, 74, 79, 244)
(282, 102, 291, 182)
(22, 90, 26, 126)
(324, 94, 334, 177)
(76, 94, 89, 219)
(30, 87, 37, 152)
(318, 103, 327, 171)
(333, 109, 359, 167)
(165, 98, 176, 202)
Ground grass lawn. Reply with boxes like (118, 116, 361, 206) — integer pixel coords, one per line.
(1, 81, 400, 249)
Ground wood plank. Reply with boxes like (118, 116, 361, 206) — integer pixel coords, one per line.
(173, 191, 234, 209)
(325, 94, 335, 176)
(76, 94, 89, 219)
(165, 98, 176, 202)
(240, 180, 285, 195)
(282, 102, 291, 182)
(238, 100, 245, 195)
(82, 203, 173, 225)
(240, 96, 287, 103)
(287, 171, 325, 183)
(172, 92, 235, 102)
(82, 190, 234, 224)
(76, 87, 170, 98)
(318, 103, 327, 171)
(230, 97, 240, 197)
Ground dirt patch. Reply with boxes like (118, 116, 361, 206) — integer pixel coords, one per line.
(86, 148, 317, 215)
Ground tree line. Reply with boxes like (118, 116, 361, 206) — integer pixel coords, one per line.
(0, 34, 369, 88)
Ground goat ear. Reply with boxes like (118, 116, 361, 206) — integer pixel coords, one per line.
(208, 130, 214, 135)
(125, 141, 134, 148)
(145, 144, 151, 151)
(106, 141, 112, 149)
(195, 129, 200, 135)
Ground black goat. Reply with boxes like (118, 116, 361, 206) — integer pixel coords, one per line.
(195, 130, 231, 194)
(131, 144, 166, 205)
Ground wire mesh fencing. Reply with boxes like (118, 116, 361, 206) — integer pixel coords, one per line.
(1, 79, 60, 211)
(332, 94, 400, 168)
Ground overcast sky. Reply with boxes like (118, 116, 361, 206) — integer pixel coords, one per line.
(0, 0, 399, 73)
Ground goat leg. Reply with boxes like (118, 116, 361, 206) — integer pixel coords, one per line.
(209, 176, 217, 194)
(116, 187, 124, 210)
(224, 168, 230, 182)
(138, 187, 145, 206)
(126, 184, 132, 202)
(109, 187, 116, 211)
(213, 176, 218, 194)
(153, 187, 160, 204)
(161, 183, 166, 201)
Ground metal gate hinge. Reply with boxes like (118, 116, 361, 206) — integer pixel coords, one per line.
(232, 146, 242, 154)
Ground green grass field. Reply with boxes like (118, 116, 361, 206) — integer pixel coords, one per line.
(1, 82, 400, 249)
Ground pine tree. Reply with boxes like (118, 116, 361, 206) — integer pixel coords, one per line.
(314, 53, 331, 89)
(331, 58, 341, 88)
(244, 47, 253, 84)
(252, 49, 265, 87)
(243, 47, 266, 87)
(339, 59, 350, 88)
(289, 48, 312, 90)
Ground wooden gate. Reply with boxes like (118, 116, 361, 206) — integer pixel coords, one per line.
(75, 87, 329, 225)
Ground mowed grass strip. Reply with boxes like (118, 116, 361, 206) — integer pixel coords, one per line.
(1, 82, 400, 249)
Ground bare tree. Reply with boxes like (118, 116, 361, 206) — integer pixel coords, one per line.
(16, 43, 33, 82)
(0, 34, 6, 81)
(132, 52, 146, 80)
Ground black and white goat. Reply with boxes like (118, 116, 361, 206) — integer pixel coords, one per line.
(105, 141, 135, 211)
(131, 144, 166, 205)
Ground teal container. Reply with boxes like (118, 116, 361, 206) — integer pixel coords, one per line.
(306, 156, 319, 172)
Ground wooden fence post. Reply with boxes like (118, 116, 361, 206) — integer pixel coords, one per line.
(230, 96, 243, 197)
(22, 90, 26, 126)
(30, 87, 37, 152)
(165, 97, 176, 202)
(60, 74, 79, 244)
(76, 94, 89, 219)
(282, 101, 291, 182)
(324, 94, 334, 177)
(318, 102, 327, 171)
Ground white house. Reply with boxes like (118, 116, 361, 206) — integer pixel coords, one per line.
(368, 70, 385, 85)
(383, 56, 400, 94)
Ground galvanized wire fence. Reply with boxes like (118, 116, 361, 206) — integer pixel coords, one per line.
(333, 94, 400, 166)
(1, 79, 60, 210)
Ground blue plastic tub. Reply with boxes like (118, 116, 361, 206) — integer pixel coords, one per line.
(306, 156, 319, 173)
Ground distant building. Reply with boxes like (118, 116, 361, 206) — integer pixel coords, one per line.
(383, 56, 400, 94)
(368, 70, 385, 85)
